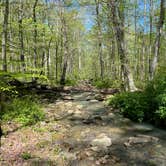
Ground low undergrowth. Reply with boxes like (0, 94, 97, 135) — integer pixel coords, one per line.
(0, 74, 45, 126)
(92, 79, 121, 89)
(1, 96, 45, 126)
(108, 69, 166, 127)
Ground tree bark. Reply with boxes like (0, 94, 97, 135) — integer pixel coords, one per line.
(33, 0, 38, 69)
(19, 0, 25, 72)
(60, 17, 69, 85)
(109, 0, 137, 91)
(95, 0, 104, 80)
(1, 0, 9, 71)
(149, 0, 165, 80)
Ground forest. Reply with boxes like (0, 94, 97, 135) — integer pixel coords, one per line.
(0, 0, 166, 165)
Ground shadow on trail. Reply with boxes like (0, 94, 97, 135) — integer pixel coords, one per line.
(1, 88, 166, 166)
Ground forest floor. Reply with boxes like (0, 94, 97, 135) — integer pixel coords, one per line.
(1, 84, 166, 166)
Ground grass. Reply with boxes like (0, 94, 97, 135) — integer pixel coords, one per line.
(1, 96, 45, 126)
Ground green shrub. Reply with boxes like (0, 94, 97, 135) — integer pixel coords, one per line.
(155, 93, 166, 120)
(108, 68, 166, 126)
(0, 74, 18, 98)
(108, 92, 148, 122)
(64, 79, 77, 86)
(21, 152, 32, 160)
(145, 68, 166, 124)
(1, 96, 45, 126)
(92, 79, 112, 89)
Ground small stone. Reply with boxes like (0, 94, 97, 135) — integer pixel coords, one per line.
(86, 96, 93, 101)
(91, 134, 112, 151)
(133, 124, 154, 132)
(40, 122, 46, 126)
(94, 94, 104, 101)
(88, 157, 94, 161)
(61, 152, 76, 160)
(85, 150, 94, 157)
(124, 134, 159, 147)
(68, 110, 74, 114)
(63, 96, 73, 100)
(96, 160, 100, 165)
(89, 100, 98, 103)
(65, 102, 73, 107)
(76, 105, 83, 109)
(75, 110, 82, 114)
(91, 146, 100, 152)
(108, 113, 116, 118)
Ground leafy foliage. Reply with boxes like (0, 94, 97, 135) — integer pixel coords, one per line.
(92, 79, 112, 89)
(108, 69, 166, 126)
(64, 78, 77, 86)
(21, 152, 32, 160)
(0, 73, 18, 96)
(1, 96, 45, 126)
(108, 92, 148, 122)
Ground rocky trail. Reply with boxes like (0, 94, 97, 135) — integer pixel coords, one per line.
(0, 87, 166, 166)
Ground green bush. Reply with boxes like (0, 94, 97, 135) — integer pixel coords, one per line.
(155, 93, 166, 119)
(108, 68, 166, 126)
(21, 152, 32, 160)
(108, 92, 148, 122)
(145, 68, 166, 124)
(64, 78, 77, 86)
(1, 96, 45, 126)
(92, 79, 112, 89)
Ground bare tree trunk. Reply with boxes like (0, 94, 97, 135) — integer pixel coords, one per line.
(1, 0, 9, 71)
(150, 0, 165, 80)
(148, 0, 153, 79)
(109, 0, 137, 91)
(60, 18, 69, 85)
(47, 38, 52, 78)
(134, 0, 138, 79)
(33, 0, 38, 69)
(55, 41, 59, 81)
(19, 0, 25, 72)
(95, 0, 104, 80)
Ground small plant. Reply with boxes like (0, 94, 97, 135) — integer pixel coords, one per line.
(92, 79, 113, 89)
(65, 78, 77, 86)
(1, 96, 45, 126)
(21, 152, 32, 160)
(108, 92, 148, 122)
(108, 68, 166, 127)
(54, 146, 61, 155)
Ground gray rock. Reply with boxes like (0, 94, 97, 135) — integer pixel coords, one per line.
(124, 134, 159, 147)
(89, 99, 99, 103)
(60, 152, 77, 160)
(133, 123, 154, 132)
(94, 94, 104, 101)
(90, 133, 112, 151)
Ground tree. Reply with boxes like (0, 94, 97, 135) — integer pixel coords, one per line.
(95, 0, 104, 80)
(33, 0, 38, 69)
(1, 0, 9, 71)
(108, 0, 137, 91)
(18, 0, 25, 72)
(150, 0, 165, 80)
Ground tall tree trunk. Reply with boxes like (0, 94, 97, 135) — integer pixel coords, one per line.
(47, 38, 52, 78)
(149, 0, 165, 80)
(60, 18, 69, 85)
(19, 0, 25, 72)
(1, 0, 9, 72)
(55, 41, 59, 81)
(33, 0, 38, 69)
(109, 0, 137, 91)
(148, 0, 153, 79)
(134, 0, 138, 79)
(95, 0, 104, 80)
